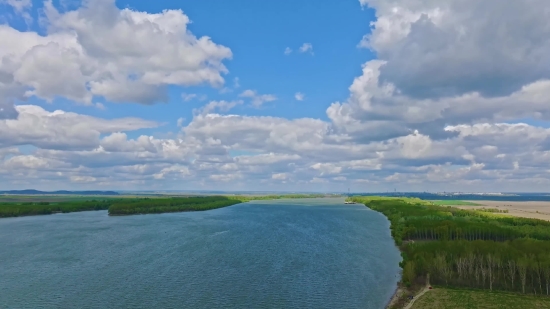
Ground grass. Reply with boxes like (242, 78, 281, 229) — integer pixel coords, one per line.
(411, 287, 550, 309)
(430, 200, 481, 206)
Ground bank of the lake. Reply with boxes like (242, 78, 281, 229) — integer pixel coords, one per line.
(0, 194, 329, 218)
(0, 198, 401, 309)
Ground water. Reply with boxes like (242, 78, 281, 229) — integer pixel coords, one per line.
(0, 198, 401, 309)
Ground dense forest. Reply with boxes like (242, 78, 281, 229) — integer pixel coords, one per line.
(0, 194, 329, 218)
(0, 200, 113, 217)
(107, 194, 326, 215)
(349, 196, 550, 297)
(108, 196, 241, 215)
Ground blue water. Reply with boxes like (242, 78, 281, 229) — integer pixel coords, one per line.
(0, 198, 401, 309)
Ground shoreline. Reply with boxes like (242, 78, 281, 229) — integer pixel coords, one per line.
(385, 286, 403, 309)
(356, 198, 428, 309)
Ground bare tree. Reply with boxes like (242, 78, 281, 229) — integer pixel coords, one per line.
(456, 257, 466, 281)
(543, 258, 550, 296)
(518, 259, 528, 294)
(474, 255, 482, 288)
(507, 260, 517, 291)
(487, 254, 496, 291)
(535, 258, 543, 295)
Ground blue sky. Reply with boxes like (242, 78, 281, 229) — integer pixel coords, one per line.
(1, 0, 550, 192)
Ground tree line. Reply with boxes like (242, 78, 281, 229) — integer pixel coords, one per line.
(350, 196, 550, 296)
(403, 239, 550, 295)
(0, 200, 112, 217)
(107, 196, 242, 215)
(0, 194, 331, 218)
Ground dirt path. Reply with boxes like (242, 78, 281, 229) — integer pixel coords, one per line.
(404, 286, 430, 309)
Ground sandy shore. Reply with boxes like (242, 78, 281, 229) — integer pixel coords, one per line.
(386, 286, 403, 308)
(456, 201, 550, 221)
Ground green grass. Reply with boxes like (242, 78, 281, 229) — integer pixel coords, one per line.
(411, 287, 550, 309)
(430, 200, 482, 206)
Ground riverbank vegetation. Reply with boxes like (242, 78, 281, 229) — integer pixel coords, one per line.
(0, 200, 113, 217)
(108, 196, 242, 215)
(348, 196, 550, 308)
(0, 194, 331, 218)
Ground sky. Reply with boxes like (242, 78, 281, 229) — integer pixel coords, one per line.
(1, 0, 550, 192)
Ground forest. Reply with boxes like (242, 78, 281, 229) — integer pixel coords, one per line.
(0, 194, 328, 217)
(107, 194, 326, 215)
(108, 196, 241, 215)
(349, 196, 550, 296)
(0, 200, 113, 217)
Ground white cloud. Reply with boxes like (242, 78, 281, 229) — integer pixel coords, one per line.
(298, 43, 313, 54)
(294, 92, 305, 101)
(182, 93, 208, 102)
(3, 104, 550, 191)
(326, 60, 550, 143)
(181, 93, 197, 102)
(0, 0, 232, 107)
(153, 165, 190, 179)
(358, 0, 550, 99)
(0, 105, 158, 150)
(233, 77, 240, 88)
(311, 163, 342, 175)
(272, 173, 287, 180)
(70, 175, 97, 183)
(210, 173, 242, 182)
(2, 0, 550, 192)
(284, 47, 292, 55)
(196, 100, 243, 115)
(239, 89, 277, 107)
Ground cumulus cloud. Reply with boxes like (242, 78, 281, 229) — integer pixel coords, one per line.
(3, 103, 550, 191)
(358, 0, 550, 99)
(239, 89, 277, 107)
(327, 59, 550, 142)
(284, 47, 292, 55)
(0, 0, 232, 106)
(0, 105, 158, 150)
(1, 0, 549, 192)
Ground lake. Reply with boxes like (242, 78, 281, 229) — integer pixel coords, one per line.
(0, 198, 401, 309)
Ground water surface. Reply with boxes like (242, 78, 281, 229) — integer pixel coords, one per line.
(0, 198, 401, 308)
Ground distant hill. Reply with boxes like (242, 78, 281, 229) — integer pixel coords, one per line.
(0, 190, 119, 195)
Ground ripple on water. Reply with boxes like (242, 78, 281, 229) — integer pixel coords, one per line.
(0, 198, 401, 309)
